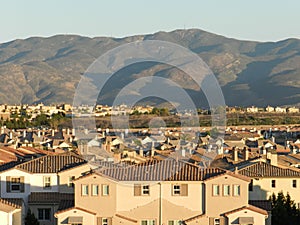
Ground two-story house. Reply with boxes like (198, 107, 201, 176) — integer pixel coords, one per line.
(55, 159, 268, 225)
(0, 152, 91, 225)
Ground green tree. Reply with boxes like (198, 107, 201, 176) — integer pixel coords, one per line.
(25, 209, 40, 225)
(270, 191, 300, 225)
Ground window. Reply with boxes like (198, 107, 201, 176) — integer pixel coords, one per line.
(102, 218, 108, 225)
(92, 184, 99, 196)
(293, 180, 297, 188)
(249, 179, 253, 192)
(82, 184, 89, 196)
(223, 185, 230, 196)
(271, 180, 276, 188)
(213, 185, 220, 196)
(142, 185, 150, 195)
(214, 218, 220, 225)
(11, 177, 21, 191)
(68, 176, 75, 187)
(102, 184, 109, 196)
(168, 220, 183, 225)
(233, 185, 240, 196)
(38, 208, 50, 220)
(141, 220, 155, 225)
(172, 185, 181, 195)
(43, 176, 51, 189)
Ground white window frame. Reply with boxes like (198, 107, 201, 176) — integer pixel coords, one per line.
(43, 176, 51, 189)
(223, 184, 230, 196)
(141, 220, 155, 225)
(142, 185, 150, 195)
(214, 218, 220, 225)
(102, 184, 109, 196)
(68, 176, 75, 187)
(212, 184, 220, 196)
(82, 184, 89, 196)
(92, 184, 99, 196)
(38, 208, 51, 221)
(172, 185, 181, 195)
(11, 177, 21, 192)
(233, 184, 240, 196)
(102, 218, 108, 225)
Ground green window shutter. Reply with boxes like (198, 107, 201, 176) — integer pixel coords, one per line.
(6, 176, 11, 192)
(20, 176, 25, 192)
(181, 184, 188, 196)
(134, 184, 141, 196)
(168, 221, 174, 225)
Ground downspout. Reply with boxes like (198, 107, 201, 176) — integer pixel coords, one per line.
(159, 182, 162, 225)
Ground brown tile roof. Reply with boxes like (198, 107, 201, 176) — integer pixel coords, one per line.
(58, 200, 74, 211)
(224, 204, 268, 216)
(183, 213, 205, 222)
(28, 192, 74, 204)
(55, 206, 97, 216)
(0, 198, 23, 209)
(16, 152, 87, 173)
(238, 162, 300, 178)
(115, 214, 138, 223)
(99, 158, 226, 181)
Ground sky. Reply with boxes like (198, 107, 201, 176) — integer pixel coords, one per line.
(1, 0, 300, 43)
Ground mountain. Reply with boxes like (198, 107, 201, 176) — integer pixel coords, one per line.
(0, 29, 299, 107)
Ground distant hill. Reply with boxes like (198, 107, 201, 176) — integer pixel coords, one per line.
(0, 29, 299, 107)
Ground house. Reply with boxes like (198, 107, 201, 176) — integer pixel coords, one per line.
(55, 159, 268, 225)
(0, 152, 91, 225)
(238, 161, 300, 206)
(0, 198, 24, 225)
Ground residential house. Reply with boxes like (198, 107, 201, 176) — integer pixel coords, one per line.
(55, 159, 268, 225)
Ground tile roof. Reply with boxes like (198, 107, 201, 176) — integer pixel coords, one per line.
(238, 162, 300, 178)
(224, 204, 268, 216)
(99, 158, 226, 181)
(0, 198, 23, 209)
(16, 152, 87, 173)
(28, 192, 74, 204)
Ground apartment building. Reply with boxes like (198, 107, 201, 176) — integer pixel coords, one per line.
(55, 159, 268, 225)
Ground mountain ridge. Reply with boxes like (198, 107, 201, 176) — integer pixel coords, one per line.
(0, 29, 299, 107)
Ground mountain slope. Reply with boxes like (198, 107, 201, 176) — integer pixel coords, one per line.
(0, 29, 299, 107)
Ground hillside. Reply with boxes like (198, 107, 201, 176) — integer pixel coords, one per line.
(0, 29, 299, 107)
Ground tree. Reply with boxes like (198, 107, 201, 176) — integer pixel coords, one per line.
(25, 209, 40, 225)
(270, 191, 300, 225)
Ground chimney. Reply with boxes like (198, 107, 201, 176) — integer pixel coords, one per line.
(181, 148, 186, 157)
(23, 130, 26, 138)
(37, 130, 41, 138)
(232, 147, 239, 162)
(151, 142, 155, 157)
(67, 128, 70, 135)
(139, 147, 144, 157)
(267, 151, 278, 166)
(9, 131, 13, 139)
(72, 128, 75, 136)
(243, 147, 249, 161)
(51, 129, 55, 137)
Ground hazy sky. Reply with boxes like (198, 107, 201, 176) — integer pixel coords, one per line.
(1, 0, 300, 43)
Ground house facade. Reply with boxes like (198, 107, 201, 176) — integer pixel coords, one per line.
(55, 159, 268, 225)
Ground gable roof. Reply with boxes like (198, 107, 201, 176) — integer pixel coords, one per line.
(224, 204, 268, 216)
(238, 161, 300, 178)
(0, 198, 23, 213)
(16, 152, 86, 173)
(99, 158, 227, 182)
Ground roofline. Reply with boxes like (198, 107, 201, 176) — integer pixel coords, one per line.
(224, 204, 268, 216)
(54, 206, 97, 216)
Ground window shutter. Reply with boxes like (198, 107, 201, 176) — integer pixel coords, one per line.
(220, 217, 225, 225)
(6, 176, 11, 192)
(134, 184, 141, 196)
(108, 217, 112, 225)
(209, 217, 214, 225)
(181, 184, 188, 196)
(97, 217, 102, 225)
(20, 176, 25, 192)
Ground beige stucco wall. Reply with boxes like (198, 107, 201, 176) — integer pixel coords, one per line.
(58, 164, 91, 193)
(204, 174, 249, 217)
(74, 174, 117, 217)
(250, 177, 300, 204)
(226, 208, 267, 225)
